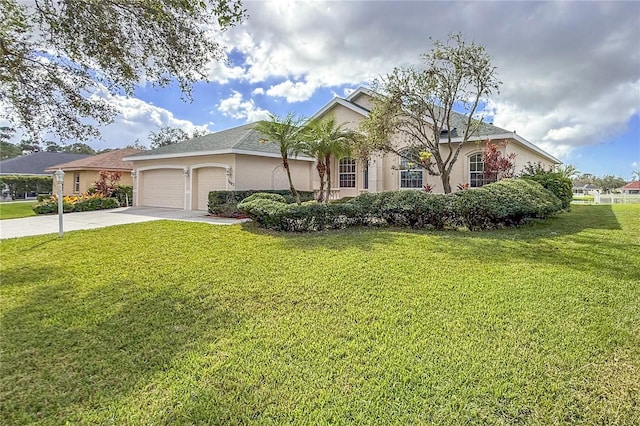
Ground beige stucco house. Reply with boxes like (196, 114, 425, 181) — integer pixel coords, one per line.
(309, 87, 561, 198)
(124, 124, 315, 210)
(45, 148, 141, 195)
(126, 87, 560, 210)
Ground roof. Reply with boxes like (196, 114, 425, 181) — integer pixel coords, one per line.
(0, 152, 90, 175)
(315, 86, 560, 164)
(124, 123, 314, 162)
(44, 148, 143, 172)
(622, 181, 640, 190)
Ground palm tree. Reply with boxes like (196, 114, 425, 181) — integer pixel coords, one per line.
(302, 117, 357, 202)
(557, 164, 580, 179)
(255, 112, 306, 204)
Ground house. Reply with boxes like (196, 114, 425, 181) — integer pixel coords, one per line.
(0, 152, 90, 199)
(123, 125, 315, 210)
(573, 183, 597, 195)
(44, 148, 142, 195)
(126, 87, 560, 210)
(0, 152, 90, 176)
(621, 181, 640, 194)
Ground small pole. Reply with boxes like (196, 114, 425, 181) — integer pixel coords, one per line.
(55, 169, 65, 238)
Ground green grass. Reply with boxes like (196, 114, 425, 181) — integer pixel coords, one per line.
(0, 200, 37, 220)
(1, 205, 639, 425)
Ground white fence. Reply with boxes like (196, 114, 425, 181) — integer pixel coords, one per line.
(593, 193, 640, 204)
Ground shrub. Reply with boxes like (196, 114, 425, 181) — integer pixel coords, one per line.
(32, 194, 120, 215)
(521, 170, 572, 210)
(452, 179, 562, 230)
(112, 185, 133, 206)
(239, 179, 564, 232)
(208, 190, 314, 217)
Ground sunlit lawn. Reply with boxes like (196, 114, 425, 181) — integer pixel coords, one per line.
(0, 201, 36, 220)
(1, 205, 638, 424)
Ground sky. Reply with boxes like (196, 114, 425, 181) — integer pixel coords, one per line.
(8, 0, 640, 180)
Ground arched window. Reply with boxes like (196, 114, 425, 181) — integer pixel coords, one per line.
(399, 151, 423, 189)
(339, 157, 356, 188)
(469, 152, 488, 188)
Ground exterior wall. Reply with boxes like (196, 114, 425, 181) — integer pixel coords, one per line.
(57, 170, 133, 195)
(349, 92, 374, 111)
(233, 154, 313, 191)
(320, 104, 364, 131)
(131, 153, 314, 209)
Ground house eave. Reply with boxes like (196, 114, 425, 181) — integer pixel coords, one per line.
(442, 132, 561, 164)
(124, 148, 315, 162)
(309, 97, 370, 121)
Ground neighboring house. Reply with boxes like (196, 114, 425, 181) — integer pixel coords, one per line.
(126, 87, 560, 210)
(0, 152, 90, 199)
(573, 183, 597, 195)
(0, 152, 90, 176)
(45, 148, 142, 195)
(123, 124, 315, 210)
(621, 181, 640, 194)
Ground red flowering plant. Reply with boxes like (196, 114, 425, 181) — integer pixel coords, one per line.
(482, 140, 517, 183)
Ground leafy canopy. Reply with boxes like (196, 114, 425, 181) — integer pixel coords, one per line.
(361, 33, 501, 193)
(0, 0, 245, 141)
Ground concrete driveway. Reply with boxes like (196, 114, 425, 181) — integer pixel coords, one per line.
(0, 207, 248, 240)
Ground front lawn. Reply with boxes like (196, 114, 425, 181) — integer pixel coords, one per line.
(0, 201, 37, 220)
(1, 205, 639, 424)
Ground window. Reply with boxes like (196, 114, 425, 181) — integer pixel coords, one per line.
(399, 153, 422, 189)
(469, 153, 490, 188)
(339, 157, 356, 188)
(74, 173, 80, 193)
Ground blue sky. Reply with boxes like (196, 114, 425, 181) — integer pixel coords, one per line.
(8, 1, 640, 180)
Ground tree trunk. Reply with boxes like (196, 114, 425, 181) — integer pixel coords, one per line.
(440, 169, 452, 194)
(324, 155, 332, 203)
(283, 156, 300, 204)
(316, 161, 326, 202)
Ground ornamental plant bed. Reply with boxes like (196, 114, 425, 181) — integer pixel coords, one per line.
(32, 193, 119, 214)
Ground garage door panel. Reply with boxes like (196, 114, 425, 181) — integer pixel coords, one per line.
(197, 168, 226, 210)
(141, 169, 183, 208)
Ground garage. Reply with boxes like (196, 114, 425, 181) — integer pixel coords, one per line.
(194, 167, 226, 211)
(140, 168, 184, 208)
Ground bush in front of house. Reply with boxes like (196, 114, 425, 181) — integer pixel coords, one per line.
(32, 194, 120, 215)
(452, 178, 562, 230)
(238, 179, 564, 232)
(208, 190, 315, 217)
(520, 170, 573, 210)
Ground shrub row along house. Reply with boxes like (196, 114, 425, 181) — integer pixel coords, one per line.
(124, 87, 560, 210)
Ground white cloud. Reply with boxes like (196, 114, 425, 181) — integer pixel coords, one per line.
(211, 0, 639, 157)
(266, 80, 317, 102)
(252, 87, 265, 95)
(88, 95, 208, 150)
(217, 91, 270, 122)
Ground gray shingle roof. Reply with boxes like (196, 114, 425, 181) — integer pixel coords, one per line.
(0, 152, 90, 175)
(129, 123, 282, 158)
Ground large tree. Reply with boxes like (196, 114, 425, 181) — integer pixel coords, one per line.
(361, 33, 501, 193)
(0, 0, 245, 141)
(301, 117, 357, 203)
(255, 113, 307, 205)
(147, 126, 208, 149)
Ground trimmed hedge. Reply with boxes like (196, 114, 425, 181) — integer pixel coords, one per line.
(521, 171, 572, 209)
(208, 190, 315, 217)
(33, 196, 119, 215)
(238, 179, 564, 232)
(0, 175, 52, 199)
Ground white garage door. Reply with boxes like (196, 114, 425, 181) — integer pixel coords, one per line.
(141, 169, 184, 208)
(196, 167, 226, 210)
